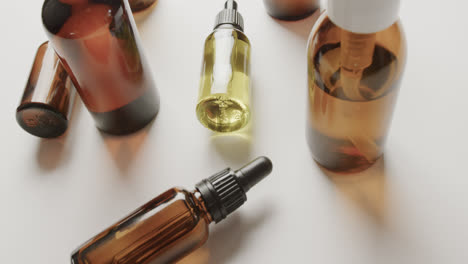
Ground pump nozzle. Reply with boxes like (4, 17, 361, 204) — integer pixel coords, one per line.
(196, 157, 273, 223)
(340, 30, 376, 101)
(338, 30, 380, 162)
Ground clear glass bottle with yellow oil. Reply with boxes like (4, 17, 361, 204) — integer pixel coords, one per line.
(196, 0, 251, 133)
(307, 0, 406, 172)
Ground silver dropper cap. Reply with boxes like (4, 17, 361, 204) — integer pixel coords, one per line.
(214, 0, 244, 31)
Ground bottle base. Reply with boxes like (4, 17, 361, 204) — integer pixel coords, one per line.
(196, 96, 250, 133)
(312, 156, 378, 174)
(266, 8, 318, 21)
(16, 103, 68, 138)
(91, 89, 160, 136)
(130, 0, 158, 13)
(307, 126, 382, 174)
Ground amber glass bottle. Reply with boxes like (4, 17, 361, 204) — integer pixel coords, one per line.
(42, 0, 160, 135)
(71, 157, 273, 264)
(17, 42, 76, 138)
(263, 0, 319, 21)
(307, 0, 406, 172)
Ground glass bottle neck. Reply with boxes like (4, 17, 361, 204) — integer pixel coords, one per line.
(191, 190, 214, 224)
(214, 23, 243, 32)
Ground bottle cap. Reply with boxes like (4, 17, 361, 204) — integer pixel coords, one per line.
(16, 42, 76, 138)
(328, 0, 401, 34)
(196, 157, 273, 223)
(214, 0, 244, 31)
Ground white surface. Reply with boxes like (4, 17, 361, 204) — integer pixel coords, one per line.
(328, 0, 400, 33)
(1, 0, 468, 263)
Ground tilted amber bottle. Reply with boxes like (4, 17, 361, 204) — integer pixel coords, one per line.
(16, 42, 76, 138)
(42, 0, 160, 135)
(307, 0, 406, 172)
(71, 157, 273, 264)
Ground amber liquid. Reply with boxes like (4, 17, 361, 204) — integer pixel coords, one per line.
(72, 189, 210, 264)
(308, 43, 401, 172)
(42, 0, 159, 134)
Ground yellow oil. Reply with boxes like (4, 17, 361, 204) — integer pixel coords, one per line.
(196, 25, 251, 133)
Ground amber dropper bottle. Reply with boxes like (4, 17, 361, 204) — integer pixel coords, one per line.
(306, 0, 406, 172)
(71, 157, 273, 264)
(196, 0, 251, 133)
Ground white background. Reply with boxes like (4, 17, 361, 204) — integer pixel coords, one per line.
(1, 0, 467, 263)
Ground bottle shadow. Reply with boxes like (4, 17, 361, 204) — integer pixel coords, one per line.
(318, 157, 388, 225)
(209, 76, 259, 167)
(36, 96, 82, 171)
(177, 206, 274, 264)
(99, 119, 155, 175)
(273, 9, 322, 40)
(210, 119, 253, 167)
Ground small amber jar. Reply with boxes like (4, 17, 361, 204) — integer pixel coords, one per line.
(17, 42, 76, 138)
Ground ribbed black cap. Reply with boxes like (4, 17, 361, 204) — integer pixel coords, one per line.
(196, 157, 273, 223)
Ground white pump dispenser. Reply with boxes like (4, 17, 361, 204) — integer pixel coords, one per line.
(328, 0, 401, 34)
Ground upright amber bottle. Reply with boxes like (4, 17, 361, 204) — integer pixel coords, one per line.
(263, 0, 319, 21)
(196, 0, 251, 133)
(71, 157, 273, 264)
(307, 0, 406, 172)
(42, 0, 160, 135)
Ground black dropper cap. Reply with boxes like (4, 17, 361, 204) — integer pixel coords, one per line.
(196, 157, 273, 223)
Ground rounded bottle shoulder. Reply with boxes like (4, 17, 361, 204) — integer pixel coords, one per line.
(206, 27, 250, 45)
(310, 12, 405, 39)
(307, 11, 406, 103)
(308, 12, 406, 60)
(166, 188, 213, 223)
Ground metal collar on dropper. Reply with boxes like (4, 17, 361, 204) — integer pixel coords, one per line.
(214, 0, 245, 32)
